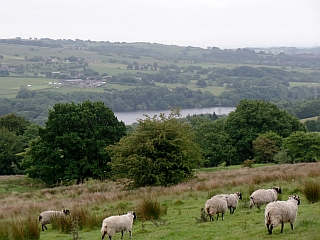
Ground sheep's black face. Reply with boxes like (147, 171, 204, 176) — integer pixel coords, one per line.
(274, 187, 282, 194)
(133, 212, 137, 220)
(294, 195, 301, 205)
(63, 209, 70, 215)
(237, 192, 242, 200)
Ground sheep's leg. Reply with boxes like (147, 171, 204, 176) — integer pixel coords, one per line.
(108, 235, 112, 240)
(42, 225, 47, 231)
(121, 231, 124, 239)
(221, 213, 224, 221)
(290, 223, 294, 230)
(101, 232, 105, 240)
(129, 230, 132, 238)
(216, 213, 219, 220)
(229, 207, 232, 214)
(280, 223, 284, 233)
(232, 207, 235, 214)
(268, 225, 273, 234)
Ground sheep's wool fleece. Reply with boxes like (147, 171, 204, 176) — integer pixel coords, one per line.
(205, 196, 228, 216)
(40, 210, 67, 224)
(265, 200, 298, 228)
(101, 212, 135, 237)
(250, 189, 278, 206)
(216, 194, 239, 208)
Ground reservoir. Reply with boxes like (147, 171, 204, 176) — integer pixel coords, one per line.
(115, 107, 236, 125)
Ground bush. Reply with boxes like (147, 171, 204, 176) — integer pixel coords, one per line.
(136, 197, 167, 223)
(51, 215, 72, 233)
(242, 159, 255, 168)
(195, 207, 209, 223)
(302, 179, 320, 203)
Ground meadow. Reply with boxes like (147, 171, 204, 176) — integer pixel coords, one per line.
(0, 162, 319, 240)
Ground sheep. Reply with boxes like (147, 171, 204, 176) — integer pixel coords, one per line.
(39, 209, 70, 231)
(265, 195, 301, 234)
(205, 196, 228, 221)
(101, 211, 137, 240)
(216, 192, 242, 214)
(250, 187, 282, 210)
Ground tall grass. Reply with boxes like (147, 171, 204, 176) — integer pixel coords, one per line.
(302, 179, 320, 203)
(0, 162, 320, 239)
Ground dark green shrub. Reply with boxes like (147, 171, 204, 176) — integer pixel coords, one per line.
(302, 179, 320, 203)
(242, 159, 255, 168)
(137, 198, 166, 222)
(195, 207, 209, 223)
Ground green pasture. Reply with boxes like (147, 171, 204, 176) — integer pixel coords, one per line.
(289, 82, 319, 87)
(155, 81, 227, 96)
(0, 77, 54, 98)
(300, 116, 319, 123)
(0, 163, 319, 240)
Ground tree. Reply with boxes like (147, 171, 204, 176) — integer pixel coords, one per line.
(224, 99, 305, 164)
(0, 113, 30, 135)
(108, 109, 202, 187)
(283, 131, 320, 162)
(196, 79, 207, 87)
(190, 117, 236, 166)
(22, 101, 126, 184)
(0, 127, 24, 175)
(253, 132, 282, 163)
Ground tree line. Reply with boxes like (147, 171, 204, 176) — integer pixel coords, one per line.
(1, 99, 320, 188)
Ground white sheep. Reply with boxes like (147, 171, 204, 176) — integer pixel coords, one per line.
(250, 187, 282, 210)
(39, 209, 70, 231)
(205, 196, 228, 221)
(265, 195, 301, 234)
(216, 192, 242, 214)
(101, 211, 136, 240)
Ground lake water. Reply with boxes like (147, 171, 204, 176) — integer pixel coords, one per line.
(114, 107, 236, 125)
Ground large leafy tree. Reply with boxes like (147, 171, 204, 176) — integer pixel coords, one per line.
(283, 131, 320, 162)
(108, 109, 202, 187)
(0, 127, 24, 175)
(22, 101, 126, 184)
(252, 132, 282, 163)
(0, 113, 30, 135)
(190, 117, 236, 166)
(224, 99, 305, 164)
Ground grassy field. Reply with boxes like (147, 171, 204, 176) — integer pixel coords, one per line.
(0, 162, 319, 240)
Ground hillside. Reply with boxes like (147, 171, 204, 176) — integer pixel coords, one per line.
(0, 162, 319, 239)
(1, 38, 320, 125)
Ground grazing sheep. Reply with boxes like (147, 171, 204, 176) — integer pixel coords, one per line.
(205, 196, 228, 221)
(250, 187, 282, 210)
(216, 192, 242, 214)
(101, 211, 136, 240)
(39, 209, 70, 231)
(265, 195, 301, 234)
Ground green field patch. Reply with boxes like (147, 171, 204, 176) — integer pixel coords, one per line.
(289, 82, 319, 87)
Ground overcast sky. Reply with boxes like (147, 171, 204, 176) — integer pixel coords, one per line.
(1, 0, 319, 49)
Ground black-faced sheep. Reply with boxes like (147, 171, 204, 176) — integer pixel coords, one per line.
(250, 187, 282, 210)
(216, 192, 242, 214)
(205, 196, 228, 221)
(101, 211, 136, 240)
(265, 195, 301, 234)
(39, 209, 70, 231)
